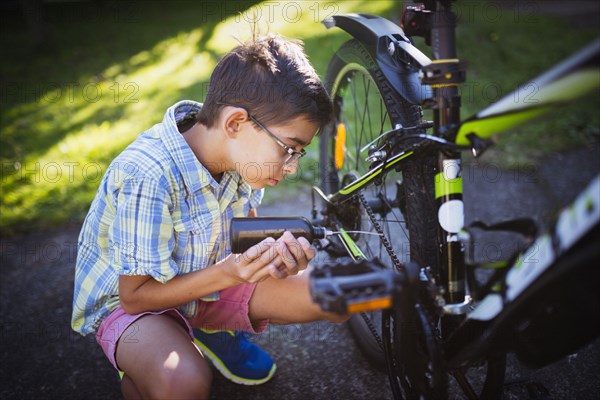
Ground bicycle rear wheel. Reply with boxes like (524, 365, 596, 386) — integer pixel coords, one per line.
(320, 38, 439, 371)
(319, 39, 506, 399)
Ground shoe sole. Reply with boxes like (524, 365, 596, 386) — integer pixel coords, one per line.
(193, 338, 277, 385)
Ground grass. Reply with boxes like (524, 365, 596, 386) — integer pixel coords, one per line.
(1, 1, 598, 236)
(450, 2, 600, 167)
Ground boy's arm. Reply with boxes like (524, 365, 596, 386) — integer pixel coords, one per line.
(111, 178, 275, 314)
(119, 238, 281, 314)
(120, 231, 316, 315)
(113, 179, 310, 314)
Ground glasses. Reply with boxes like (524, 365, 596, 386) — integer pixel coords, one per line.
(217, 102, 306, 164)
(248, 114, 306, 164)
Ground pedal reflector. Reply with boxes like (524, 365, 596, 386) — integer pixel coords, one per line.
(347, 297, 392, 314)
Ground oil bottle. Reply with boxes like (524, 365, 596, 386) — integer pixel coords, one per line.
(230, 217, 330, 253)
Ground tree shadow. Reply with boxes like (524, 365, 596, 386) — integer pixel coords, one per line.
(0, 0, 260, 160)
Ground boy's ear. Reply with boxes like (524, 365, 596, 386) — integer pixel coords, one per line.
(222, 108, 250, 138)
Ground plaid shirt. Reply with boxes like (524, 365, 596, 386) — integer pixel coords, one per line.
(71, 100, 264, 335)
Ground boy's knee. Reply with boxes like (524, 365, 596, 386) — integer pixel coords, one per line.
(150, 359, 212, 399)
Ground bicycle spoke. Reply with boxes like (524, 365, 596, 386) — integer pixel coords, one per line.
(350, 74, 360, 172)
(382, 195, 409, 240)
(380, 98, 389, 136)
(363, 77, 374, 143)
(358, 79, 369, 169)
(376, 218, 406, 224)
(452, 371, 479, 400)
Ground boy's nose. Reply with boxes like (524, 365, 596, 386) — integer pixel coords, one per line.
(282, 160, 299, 175)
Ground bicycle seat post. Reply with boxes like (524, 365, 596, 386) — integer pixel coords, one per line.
(420, 1, 469, 310)
(422, 0, 464, 134)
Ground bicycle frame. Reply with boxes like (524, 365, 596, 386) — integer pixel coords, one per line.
(314, 1, 600, 397)
(321, 8, 600, 300)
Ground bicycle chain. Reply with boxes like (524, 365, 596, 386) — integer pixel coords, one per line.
(355, 190, 406, 352)
(359, 310, 385, 351)
(356, 190, 440, 350)
(358, 189, 444, 396)
(357, 191, 404, 272)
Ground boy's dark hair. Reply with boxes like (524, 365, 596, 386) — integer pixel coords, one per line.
(196, 34, 332, 132)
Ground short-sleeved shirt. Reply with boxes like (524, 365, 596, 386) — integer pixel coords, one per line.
(71, 100, 264, 336)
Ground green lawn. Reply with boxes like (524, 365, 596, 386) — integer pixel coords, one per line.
(1, 1, 598, 236)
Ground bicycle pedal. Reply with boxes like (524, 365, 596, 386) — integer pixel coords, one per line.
(309, 258, 402, 315)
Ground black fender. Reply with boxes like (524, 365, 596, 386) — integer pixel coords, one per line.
(323, 13, 432, 105)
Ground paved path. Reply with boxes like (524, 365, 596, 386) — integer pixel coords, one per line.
(1, 145, 599, 399)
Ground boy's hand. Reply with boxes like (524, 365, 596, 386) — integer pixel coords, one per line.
(223, 232, 316, 283)
(223, 237, 282, 284)
(269, 231, 315, 279)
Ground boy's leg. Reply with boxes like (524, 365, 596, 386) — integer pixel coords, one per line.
(115, 313, 212, 399)
(190, 284, 276, 385)
(121, 374, 142, 400)
(249, 268, 349, 325)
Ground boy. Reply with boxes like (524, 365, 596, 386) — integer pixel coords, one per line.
(71, 33, 345, 399)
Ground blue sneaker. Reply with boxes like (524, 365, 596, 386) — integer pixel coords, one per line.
(193, 329, 276, 385)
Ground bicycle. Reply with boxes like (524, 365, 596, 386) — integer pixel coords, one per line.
(304, 1, 600, 399)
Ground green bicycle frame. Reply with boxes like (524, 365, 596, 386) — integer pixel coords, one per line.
(323, 16, 599, 305)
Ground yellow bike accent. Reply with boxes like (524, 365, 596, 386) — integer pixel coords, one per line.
(334, 123, 347, 170)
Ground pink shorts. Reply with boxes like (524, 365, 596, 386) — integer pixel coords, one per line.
(96, 283, 269, 371)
